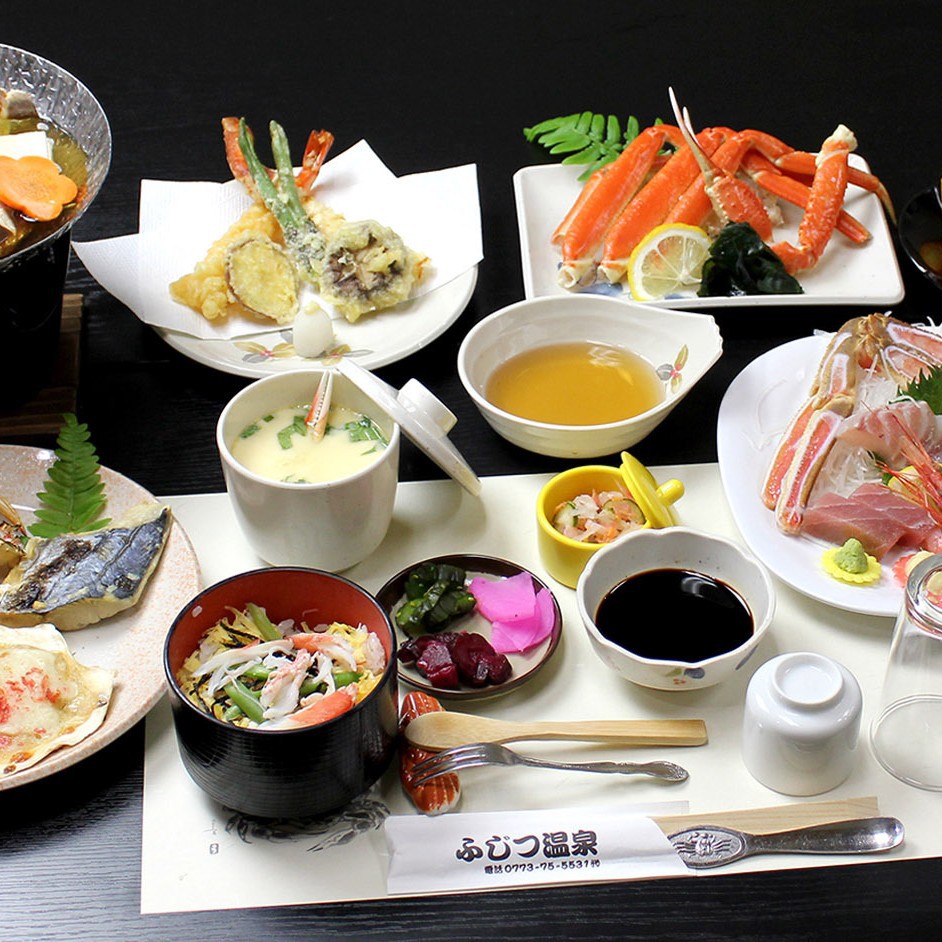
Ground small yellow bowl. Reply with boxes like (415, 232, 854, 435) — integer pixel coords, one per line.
(536, 452, 684, 588)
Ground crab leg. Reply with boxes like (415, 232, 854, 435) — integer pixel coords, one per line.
(664, 129, 753, 227)
(596, 126, 723, 284)
(765, 314, 942, 535)
(770, 125, 856, 274)
(552, 162, 611, 244)
(741, 150, 870, 244)
(775, 150, 896, 223)
(556, 124, 683, 288)
(872, 315, 942, 382)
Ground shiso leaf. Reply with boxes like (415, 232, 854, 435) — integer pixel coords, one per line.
(29, 413, 111, 538)
(896, 365, 942, 414)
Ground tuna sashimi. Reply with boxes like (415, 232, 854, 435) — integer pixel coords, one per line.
(851, 483, 938, 546)
(803, 482, 942, 558)
(802, 493, 905, 558)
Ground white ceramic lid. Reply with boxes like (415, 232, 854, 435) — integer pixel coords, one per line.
(336, 359, 481, 496)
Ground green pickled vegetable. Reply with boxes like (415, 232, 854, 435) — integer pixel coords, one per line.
(698, 222, 803, 297)
(396, 563, 477, 636)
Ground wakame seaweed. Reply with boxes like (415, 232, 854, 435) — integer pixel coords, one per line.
(698, 222, 803, 297)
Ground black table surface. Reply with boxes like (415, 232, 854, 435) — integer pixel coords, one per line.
(3, 2, 942, 938)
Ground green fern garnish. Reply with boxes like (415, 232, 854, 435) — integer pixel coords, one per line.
(895, 366, 942, 414)
(523, 112, 653, 180)
(29, 414, 111, 539)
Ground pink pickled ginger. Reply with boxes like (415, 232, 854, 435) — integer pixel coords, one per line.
(468, 573, 555, 654)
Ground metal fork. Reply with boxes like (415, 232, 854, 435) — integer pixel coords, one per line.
(409, 741, 688, 785)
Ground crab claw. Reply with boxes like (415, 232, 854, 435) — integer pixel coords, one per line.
(667, 87, 774, 240)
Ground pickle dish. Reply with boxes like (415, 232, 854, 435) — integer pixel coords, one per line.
(457, 294, 722, 459)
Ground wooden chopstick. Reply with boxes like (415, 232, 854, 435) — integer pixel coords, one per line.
(652, 795, 881, 835)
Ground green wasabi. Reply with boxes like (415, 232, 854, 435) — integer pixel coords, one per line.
(833, 538, 869, 574)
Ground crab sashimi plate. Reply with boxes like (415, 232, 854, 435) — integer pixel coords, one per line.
(515, 155, 904, 308)
(717, 323, 942, 618)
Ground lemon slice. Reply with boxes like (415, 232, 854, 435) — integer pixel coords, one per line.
(626, 223, 712, 301)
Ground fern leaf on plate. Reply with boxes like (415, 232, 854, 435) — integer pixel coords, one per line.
(29, 413, 111, 539)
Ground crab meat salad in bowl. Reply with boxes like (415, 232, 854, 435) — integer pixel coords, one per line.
(164, 567, 398, 818)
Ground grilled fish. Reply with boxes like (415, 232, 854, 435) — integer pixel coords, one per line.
(0, 502, 171, 631)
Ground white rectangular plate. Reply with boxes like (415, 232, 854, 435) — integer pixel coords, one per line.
(514, 157, 904, 308)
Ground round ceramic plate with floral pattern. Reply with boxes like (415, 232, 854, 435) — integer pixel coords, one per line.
(156, 267, 477, 377)
(0, 445, 202, 790)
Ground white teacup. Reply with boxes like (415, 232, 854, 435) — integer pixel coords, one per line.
(217, 369, 400, 571)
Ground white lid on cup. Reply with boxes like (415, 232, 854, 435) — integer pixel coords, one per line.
(336, 359, 481, 496)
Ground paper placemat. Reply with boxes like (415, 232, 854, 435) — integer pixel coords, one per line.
(142, 466, 935, 914)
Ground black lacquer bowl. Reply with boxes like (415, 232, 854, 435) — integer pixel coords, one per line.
(898, 186, 942, 292)
(164, 568, 398, 819)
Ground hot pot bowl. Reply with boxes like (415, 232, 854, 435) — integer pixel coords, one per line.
(164, 567, 398, 818)
(0, 45, 112, 405)
(456, 294, 722, 458)
(576, 526, 775, 691)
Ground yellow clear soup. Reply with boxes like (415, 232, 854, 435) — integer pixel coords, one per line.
(485, 341, 664, 425)
(230, 404, 388, 483)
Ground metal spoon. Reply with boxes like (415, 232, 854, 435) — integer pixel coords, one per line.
(669, 817, 904, 869)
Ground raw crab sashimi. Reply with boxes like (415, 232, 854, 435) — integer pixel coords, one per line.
(761, 314, 942, 564)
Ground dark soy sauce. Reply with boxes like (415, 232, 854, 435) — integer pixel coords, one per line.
(595, 568, 754, 662)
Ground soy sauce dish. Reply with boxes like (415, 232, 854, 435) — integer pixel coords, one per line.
(576, 527, 775, 690)
(164, 567, 398, 819)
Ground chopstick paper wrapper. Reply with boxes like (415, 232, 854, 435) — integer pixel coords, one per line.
(385, 802, 690, 895)
(73, 139, 483, 340)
